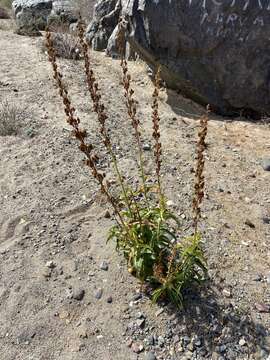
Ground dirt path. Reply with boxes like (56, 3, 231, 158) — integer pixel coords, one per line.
(0, 23, 270, 360)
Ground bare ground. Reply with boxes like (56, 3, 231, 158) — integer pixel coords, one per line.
(0, 22, 270, 360)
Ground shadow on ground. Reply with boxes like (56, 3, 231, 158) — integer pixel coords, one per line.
(160, 282, 269, 359)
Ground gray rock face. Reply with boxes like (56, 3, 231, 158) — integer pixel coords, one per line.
(12, 0, 53, 31)
(12, 0, 77, 33)
(87, 0, 270, 116)
(85, 0, 120, 51)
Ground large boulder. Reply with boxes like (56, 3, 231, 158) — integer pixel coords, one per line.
(12, 0, 78, 34)
(12, 0, 53, 31)
(85, 0, 120, 51)
(87, 0, 270, 116)
(47, 0, 77, 28)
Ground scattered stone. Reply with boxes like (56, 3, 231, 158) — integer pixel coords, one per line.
(95, 288, 103, 300)
(72, 289, 85, 301)
(100, 261, 109, 271)
(155, 308, 164, 317)
(222, 289, 232, 298)
(253, 274, 262, 282)
(145, 352, 156, 360)
(107, 296, 113, 303)
(146, 335, 155, 346)
(182, 336, 191, 345)
(136, 318, 145, 328)
(142, 143, 151, 151)
(131, 342, 144, 353)
(136, 312, 145, 319)
(255, 303, 270, 313)
(244, 219, 255, 228)
(157, 336, 165, 347)
(239, 338, 246, 346)
(132, 293, 142, 301)
(127, 339, 133, 348)
(103, 209, 111, 219)
(262, 158, 270, 171)
(77, 327, 88, 339)
(262, 217, 270, 225)
(45, 260, 56, 269)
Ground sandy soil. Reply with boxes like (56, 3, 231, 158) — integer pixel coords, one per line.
(0, 21, 270, 360)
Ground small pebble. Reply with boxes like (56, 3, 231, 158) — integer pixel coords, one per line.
(262, 158, 270, 171)
(244, 219, 255, 228)
(255, 303, 270, 313)
(222, 289, 232, 298)
(239, 338, 246, 346)
(95, 288, 103, 300)
(142, 144, 151, 151)
(45, 260, 56, 269)
(107, 296, 113, 303)
(100, 261, 109, 271)
(131, 342, 144, 353)
(72, 289, 85, 301)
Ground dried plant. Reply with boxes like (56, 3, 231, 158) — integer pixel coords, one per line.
(77, 19, 137, 220)
(45, 24, 209, 308)
(0, 99, 25, 136)
(152, 66, 163, 201)
(193, 106, 209, 234)
(45, 29, 124, 226)
(120, 55, 149, 207)
(43, 30, 82, 60)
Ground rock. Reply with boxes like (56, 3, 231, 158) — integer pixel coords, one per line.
(244, 219, 255, 229)
(100, 261, 109, 271)
(146, 335, 155, 346)
(103, 209, 111, 219)
(142, 143, 151, 151)
(12, 0, 53, 34)
(155, 308, 164, 317)
(262, 159, 270, 171)
(45, 260, 56, 269)
(95, 288, 103, 299)
(222, 289, 232, 298)
(87, 0, 270, 116)
(255, 303, 270, 313)
(107, 296, 113, 303)
(157, 336, 165, 347)
(127, 338, 133, 347)
(239, 338, 246, 346)
(253, 274, 262, 282)
(85, 0, 120, 51)
(136, 318, 145, 328)
(145, 352, 156, 360)
(48, 0, 77, 26)
(131, 342, 144, 354)
(13, 0, 77, 35)
(262, 217, 270, 225)
(72, 288, 85, 301)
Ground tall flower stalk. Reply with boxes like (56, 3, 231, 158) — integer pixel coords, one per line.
(151, 66, 163, 204)
(45, 29, 124, 226)
(77, 20, 138, 220)
(193, 106, 209, 234)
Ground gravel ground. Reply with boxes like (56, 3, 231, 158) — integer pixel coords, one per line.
(0, 21, 270, 360)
